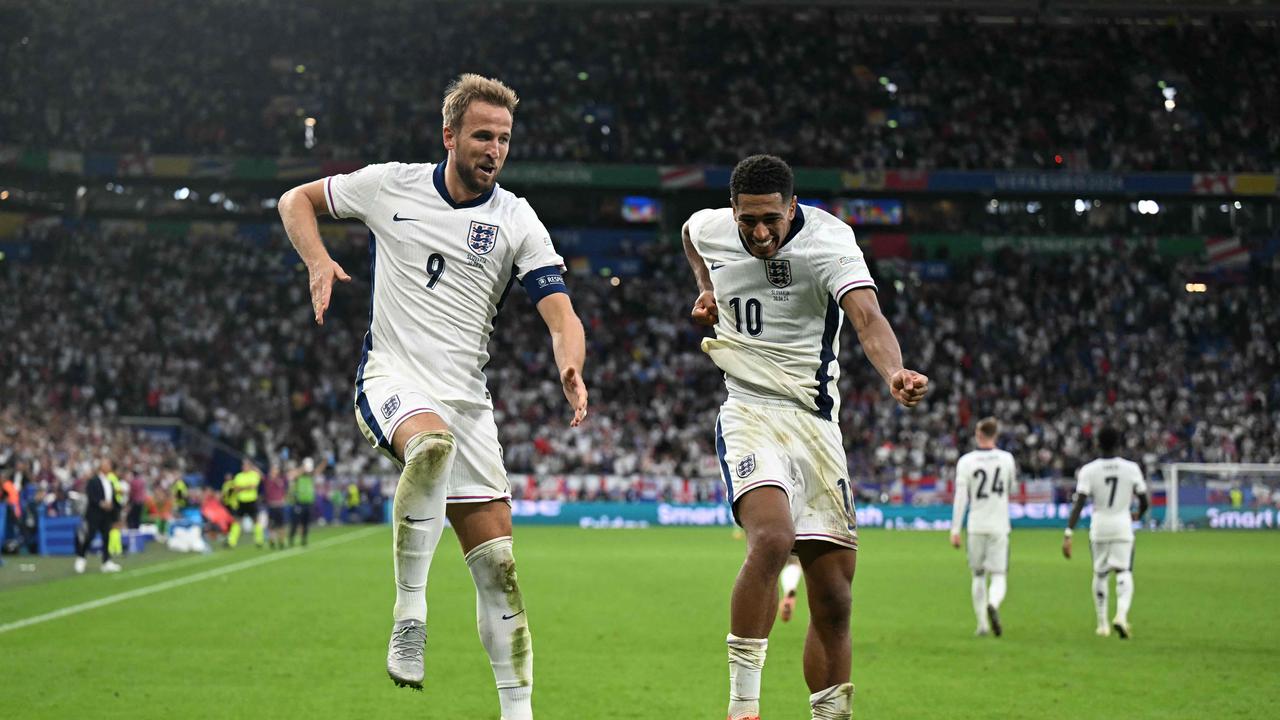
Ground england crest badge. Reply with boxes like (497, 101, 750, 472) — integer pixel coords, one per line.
(467, 221, 499, 255)
(736, 454, 756, 478)
(765, 259, 792, 288)
(381, 394, 401, 420)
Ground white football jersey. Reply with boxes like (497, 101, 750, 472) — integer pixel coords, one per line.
(952, 448, 1016, 534)
(325, 160, 565, 411)
(687, 205, 876, 421)
(1075, 456, 1147, 541)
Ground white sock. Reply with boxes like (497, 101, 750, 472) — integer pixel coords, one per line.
(810, 683, 855, 720)
(988, 573, 1007, 610)
(727, 634, 768, 720)
(1115, 571, 1134, 622)
(780, 561, 803, 597)
(391, 431, 455, 623)
(971, 574, 989, 629)
(466, 536, 533, 720)
(1092, 574, 1110, 627)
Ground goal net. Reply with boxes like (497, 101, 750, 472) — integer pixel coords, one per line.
(1163, 463, 1280, 531)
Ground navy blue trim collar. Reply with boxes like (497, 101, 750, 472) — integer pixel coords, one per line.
(782, 204, 805, 247)
(738, 203, 805, 257)
(433, 158, 496, 209)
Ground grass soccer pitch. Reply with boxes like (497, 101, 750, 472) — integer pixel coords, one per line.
(2, 526, 1278, 719)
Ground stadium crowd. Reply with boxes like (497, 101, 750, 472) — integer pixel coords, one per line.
(2, 3, 1277, 171)
(2, 222, 1277, 512)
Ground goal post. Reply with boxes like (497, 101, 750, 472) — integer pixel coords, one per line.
(1163, 463, 1280, 531)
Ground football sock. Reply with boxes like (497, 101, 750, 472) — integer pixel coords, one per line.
(1092, 573, 1110, 627)
(971, 574, 989, 629)
(392, 431, 455, 624)
(780, 561, 802, 598)
(1115, 571, 1134, 621)
(228, 522, 241, 548)
(988, 573, 1007, 610)
(253, 520, 265, 546)
(466, 536, 532, 720)
(108, 527, 123, 556)
(727, 634, 768, 719)
(810, 682, 855, 720)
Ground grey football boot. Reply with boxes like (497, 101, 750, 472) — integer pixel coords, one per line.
(387, 619, 426, 689)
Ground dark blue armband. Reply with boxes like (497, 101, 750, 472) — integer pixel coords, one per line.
(521, 265, 569, 303)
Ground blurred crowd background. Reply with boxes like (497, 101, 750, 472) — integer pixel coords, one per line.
(1, 3, 1278, 542)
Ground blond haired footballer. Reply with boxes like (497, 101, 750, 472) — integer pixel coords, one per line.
(279, 74, 588, 720)
(950, 417, 1017, 637)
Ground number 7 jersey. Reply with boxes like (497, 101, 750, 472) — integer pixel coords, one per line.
(325, 160, 566, 410)
(686, 205, 877, 421)
(1076, 456, 1147, 541)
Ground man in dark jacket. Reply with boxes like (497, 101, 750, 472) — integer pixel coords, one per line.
(75, 458, 121, 573)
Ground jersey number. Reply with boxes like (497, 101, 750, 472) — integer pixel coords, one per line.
(836, 478, 855, 530)
(974, 468, 1004, 499)
(728, 297, 763, 336)
(426, 253, 446, 289)
(1105, 476, 1119, 508)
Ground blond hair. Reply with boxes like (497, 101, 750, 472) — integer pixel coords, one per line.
(976, 417, 999, 439)
(441, 74, 519, 131)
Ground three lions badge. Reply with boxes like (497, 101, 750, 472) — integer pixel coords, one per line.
(736, 454, 756, 478)
(468, 221, 499, 255)
(765, 259, 791, 288)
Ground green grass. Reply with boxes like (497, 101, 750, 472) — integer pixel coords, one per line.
(2, 526, 1278, 719)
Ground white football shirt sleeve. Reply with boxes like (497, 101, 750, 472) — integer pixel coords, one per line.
(952, 460, 970, 532)
(812, 223, 877, 301)
(1131, 464, 1148, 495)
(684, 208, 720, 256)
(1075, 467, 1091, 496)
(324, 163, 394, 222)
(511, 199, 565, 279)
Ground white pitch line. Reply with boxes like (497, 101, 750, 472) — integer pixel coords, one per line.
(0, 525, 383, 635)
(113, 551, 221, 580)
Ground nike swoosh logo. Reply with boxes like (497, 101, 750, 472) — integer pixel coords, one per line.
(710, 262, 725, 270)
(403, 515, 435, 523)
(501, 609, 526, 620)
(393, 213, 419, 222)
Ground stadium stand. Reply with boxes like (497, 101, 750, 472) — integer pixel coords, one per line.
(1, 3, 1277, 170)
(2, 222, 1276, 508)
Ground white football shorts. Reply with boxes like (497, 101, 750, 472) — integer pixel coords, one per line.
(354, 375, 508, 503)
(966, 532, 1009, 574)
(1090, 539, 1134, 574)
(715, 399, 857, 550)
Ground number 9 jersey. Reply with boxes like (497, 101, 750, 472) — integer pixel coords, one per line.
(324, 160, 566, 412)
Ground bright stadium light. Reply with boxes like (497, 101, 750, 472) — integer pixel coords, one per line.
(174, 187, 190, 200)
(1184, 283, 1207, 293)
(1074, 199, 1087, 213)
(0, 190, 8, 201)
(1164, 99, 1176, 112)
(610, 277, 621, 287)
(1233, 201, 1242, 210)
(1137, 200, 1160, 215)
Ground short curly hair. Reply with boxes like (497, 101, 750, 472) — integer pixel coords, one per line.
(729, 154, 793, 202)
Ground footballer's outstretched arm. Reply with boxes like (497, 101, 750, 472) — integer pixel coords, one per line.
(536, 293, 589, 427)
(840, 288, 928, 408)
(278, 178, 351, 325)
(682, 220, 718, 326)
